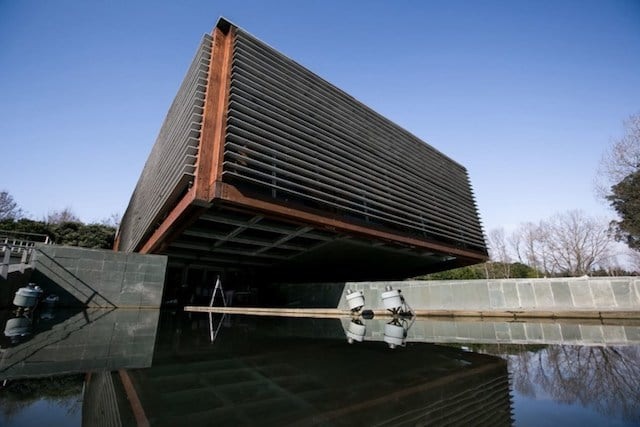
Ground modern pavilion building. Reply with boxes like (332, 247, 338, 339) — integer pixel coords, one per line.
(116, 17, 488, 288)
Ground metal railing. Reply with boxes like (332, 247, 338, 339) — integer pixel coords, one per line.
(0, 230, 52, 279)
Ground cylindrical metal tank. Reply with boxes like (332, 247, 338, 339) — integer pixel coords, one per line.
(13, 283, 43, 308)
(346, 289, 365, 312)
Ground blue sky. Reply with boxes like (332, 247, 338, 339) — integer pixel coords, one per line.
(1, 0, 639, 233)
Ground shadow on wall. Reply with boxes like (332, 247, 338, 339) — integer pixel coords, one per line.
(30, 250, 115, 309)
(28, 245, 167, 309)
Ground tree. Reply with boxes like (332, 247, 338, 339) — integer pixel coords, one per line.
(542, 210, 613, 276)
(508, 211, 613, 276)
(596, 113, 640, 200)
(100, 212, 121, 228)
(487, 228, 511, 278)
(607, 169, 640, 251)
(629, 250, 640, 273)
(48, 222, 115, 249)
(0, 190, 23, 220)
(46, 208, 80, 224)
(510, 222, 549, 276)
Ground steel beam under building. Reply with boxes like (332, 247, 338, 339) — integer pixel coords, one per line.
(116, 17, 488, 282)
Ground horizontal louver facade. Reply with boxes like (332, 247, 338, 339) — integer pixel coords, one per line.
(117, 18, 487, 280)
(222, 29, 485, 252)
(119, 35, 212, 252)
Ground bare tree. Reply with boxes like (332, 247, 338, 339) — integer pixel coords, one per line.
(628, 250, 640, 273)
(46, 207, 80, 224)
(0, 190, 23, 220)
(101, 212, 121, 228)
(509, 230, 523, 263)
(511, 222, 547, 276)
(596, 112, 640, 200)
(487, 227, 511, 278)
(509, 211, 613, 276)
(542, 210, 613, 276)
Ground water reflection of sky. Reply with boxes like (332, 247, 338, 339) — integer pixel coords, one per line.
(0, 310, 639, 426)
(0, 397, 81, 427)
(504, 346, 640, 427)
(514, 393, 636, 427)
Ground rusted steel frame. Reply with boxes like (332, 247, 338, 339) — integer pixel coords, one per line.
(118, 370, 150, 427)
(216, 182, 488, 262)
(195, 24, 234, 201)
(139, 190, 205, 254)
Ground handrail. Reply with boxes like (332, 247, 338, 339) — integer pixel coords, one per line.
(0, 229, 51, 245)
(1, 240, 43, 279)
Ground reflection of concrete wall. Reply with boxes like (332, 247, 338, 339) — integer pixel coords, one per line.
(29, 245, 167, 308)
(340, 318, 640, 347)
(337, 277, 640, 316)
(0, 309, 159, 380)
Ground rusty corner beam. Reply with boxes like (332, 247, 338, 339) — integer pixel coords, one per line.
(139, 190, 204, 254)
(214, 182, 488, 262)
(119, 370, 150, 427)
(194, 21, 234, 202)
(113, 233, 121, 252)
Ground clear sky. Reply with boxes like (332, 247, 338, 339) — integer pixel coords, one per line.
(1, 0, 639, 233)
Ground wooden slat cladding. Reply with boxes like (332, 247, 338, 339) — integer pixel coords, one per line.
(118, 35, 212, 252)
(222, 30, 486, 253)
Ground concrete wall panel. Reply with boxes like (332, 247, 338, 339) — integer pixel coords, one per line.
(29, 245, 167, 308)
(332, 277, 640, 316)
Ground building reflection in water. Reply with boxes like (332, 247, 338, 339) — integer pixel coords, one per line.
(0, 307, 160, 426)
(1, 311, 639, 426)
(84, 313, 512, 426)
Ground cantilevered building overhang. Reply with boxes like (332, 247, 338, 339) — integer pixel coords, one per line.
(116, 17, 488, 281)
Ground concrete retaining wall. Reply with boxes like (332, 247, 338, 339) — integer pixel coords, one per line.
(26, 245, 167, 308)
(336, 277, 640, 317)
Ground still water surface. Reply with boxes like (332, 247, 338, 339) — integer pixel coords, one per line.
(0, 308, 638, 426)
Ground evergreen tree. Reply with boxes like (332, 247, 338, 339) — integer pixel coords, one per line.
(608, 169, 640, 251)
